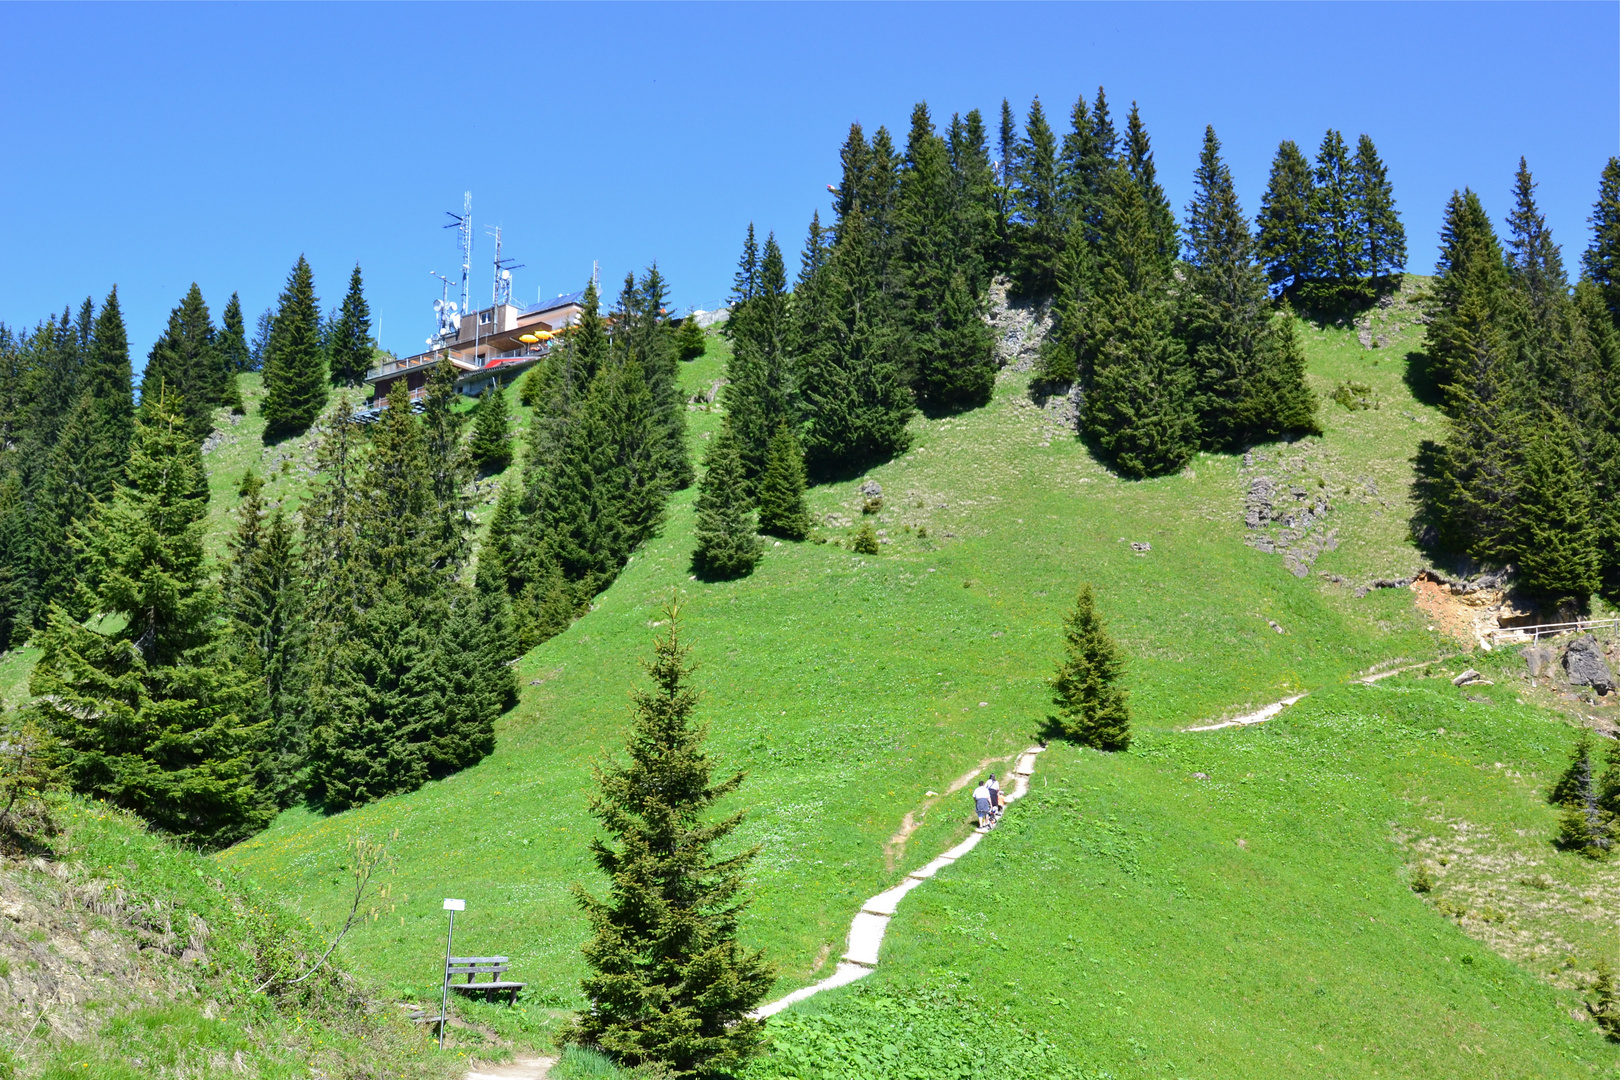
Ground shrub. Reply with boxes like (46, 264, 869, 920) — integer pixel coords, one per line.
(851, 523, 881, 555)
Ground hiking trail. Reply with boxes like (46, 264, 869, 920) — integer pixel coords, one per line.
(751, 744, 1047, 1019)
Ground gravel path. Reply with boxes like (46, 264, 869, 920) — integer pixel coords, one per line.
(751, 744, 1047, 1019)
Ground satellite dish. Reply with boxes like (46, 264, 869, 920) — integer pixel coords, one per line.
(433, 299, 444, 313)
(501, 269, 511, 280)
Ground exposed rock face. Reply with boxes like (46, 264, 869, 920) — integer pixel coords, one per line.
(1241, 473, 1337, 577)
(859, 480, 883, 498)
(984, 276, 1051, 373)
(1564, 635, 1617, 695)
(1521, 645, 1556, 678)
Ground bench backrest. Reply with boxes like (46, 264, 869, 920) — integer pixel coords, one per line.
(446, 955, 509, 981)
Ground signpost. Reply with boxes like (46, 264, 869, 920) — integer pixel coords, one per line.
(440, 899, 464, 1049)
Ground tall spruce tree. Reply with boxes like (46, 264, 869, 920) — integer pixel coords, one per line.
(1583, 156, 1620, 325)
(756, 424, 810, 541)
(1428, 189, 1514, 405)
(219, 292, 252, 376)
(1256, 140, 1316, 292)
(616, 264, 692, 490)
(947, 108, 999, 293)
(31, 392, 270, 847)
(1181, 126, 1318, 447)
(419, 357, 475, 577)
(329, 263, 373, 388)
(1510, 411, 1601, 605)
(1080, 164, 1195, 478)
(724, 231, 793, 484)
(81, 286, 135, 498)
(896, 102, 996, 413)
(1123, 103, 1177, 270)
(469, 383, 513, 472)
(144, 284, 230, 441)
(1351, 134, 1406, 282)
(1010, 97, 1063, 297)
(727, 223, 760, 335)
(691, 426, 762, 581)
(1046, 583, 1130, 750)
(261, 255, 328, 437)
(1506, 158, 1570, 313)
(562, 605, 773, 1075)
(994, 99, 1018, 273)
(1309, 130, 1369, 296)
(222, 473, 308, 808)
(796, 209, 913, 479)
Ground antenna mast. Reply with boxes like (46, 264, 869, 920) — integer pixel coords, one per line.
(444, 191, 472, 320)
(488, 225, 525, 308)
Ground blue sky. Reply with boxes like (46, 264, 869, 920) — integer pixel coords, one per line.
(1, 2, 1615, 372)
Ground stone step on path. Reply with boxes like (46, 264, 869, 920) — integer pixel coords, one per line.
(751, 745, 1046, 1020)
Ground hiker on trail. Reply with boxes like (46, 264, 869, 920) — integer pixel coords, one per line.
(972, 780, 992, 828)
(986, 773, 1003, 825)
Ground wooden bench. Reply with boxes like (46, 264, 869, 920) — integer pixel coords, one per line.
(445, 955, 525, 1007)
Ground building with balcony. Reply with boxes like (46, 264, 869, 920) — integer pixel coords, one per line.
(354, 289, 587, 422)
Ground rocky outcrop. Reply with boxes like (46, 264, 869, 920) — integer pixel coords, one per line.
(1521, 645, 1556, 678)
(984, 277, 1051, 373)
(1564, 635, 1618, 695)
(1241, 473, 1338, 578)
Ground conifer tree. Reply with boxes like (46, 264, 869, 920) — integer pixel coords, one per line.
(727, 223, 760, 335)
(572, 278, 610, 386)
(33, 395, 100, 621)
(563, 605, 773, 1074)
(1181, 127, 1317, 447)
(0, 475, 31, 648)
(946, 108, 999, 293)
(1510, 412, 1601, 604)
(144, 284, 228, 441)
(691, 427, 761, 581)
(1256, 140, 1315, 292)
(1421, 281, 1528, 561)
(1309, 130, 1369, 297)
(419, 358, 474, 576)
(616, 264, 693, 490)
(300, 397, 366, 630)
(677, 314, 706, 361)
(896, 102, 996, 413)
(1507, 158, 1570, 313)
(755, 425, 810, 541)
(1010, 97, 1063, 297)
(1351, 134, 1406, 282)
(1123, 103, 1177, 270)
(355, 380, 436, 595)
(1583, 156, 1620, 325)
(1553, 731, 1613, 858)
(219, 292, 252, 375)
(1081, 165, 1195, 478)
(1046, 583, 1129, 750)
(469, 383, 513, 472)
(786, 211, 833, 365)
(328, 263, 373, 387)
(262, 255, 328, 437)
(796, 209, 913, 479)
(1056, 91, 1109, 251)
(249, 307, 273, 372)
(724, 231, 793, 484)
(1428, 189, 1514, 405)
(994, 99, 1018, 272)
(31, 392, 270, 847)
(222, 473, 307, 807)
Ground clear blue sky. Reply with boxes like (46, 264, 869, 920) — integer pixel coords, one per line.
(2, 2, 1615, 372)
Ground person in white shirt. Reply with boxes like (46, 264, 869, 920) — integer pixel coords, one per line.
(986, 773, 1002, 823)
(972, 781, 991, 828)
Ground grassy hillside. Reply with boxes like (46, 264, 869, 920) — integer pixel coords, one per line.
(82, 286, 1592, 1075)
(3, 797, 461, 1079)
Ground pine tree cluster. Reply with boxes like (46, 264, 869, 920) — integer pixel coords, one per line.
(1415, 156, 1620, 609)
(492, 268, 694, 646)
(1255, 130, 1408, 308)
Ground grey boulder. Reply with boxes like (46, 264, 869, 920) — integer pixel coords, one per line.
(1563, 635, 1617, 695)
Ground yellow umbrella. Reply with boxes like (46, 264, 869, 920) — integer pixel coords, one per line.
(518, 333, 538, 344)
(535, 330, 554, 341)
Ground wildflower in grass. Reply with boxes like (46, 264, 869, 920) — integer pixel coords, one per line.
(1046, 582, 1130, 750)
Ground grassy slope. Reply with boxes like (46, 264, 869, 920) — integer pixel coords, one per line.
(206, 296, 1620, 1074)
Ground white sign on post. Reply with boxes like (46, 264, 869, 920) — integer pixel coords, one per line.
(443, 898, 465, 911)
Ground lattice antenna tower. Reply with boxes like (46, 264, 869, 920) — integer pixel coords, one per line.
(488, 225, 524, 308)
(443, 191, 473, 319)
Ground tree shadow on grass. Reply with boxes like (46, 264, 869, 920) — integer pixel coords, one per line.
(1402, 349, 1446, 410)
